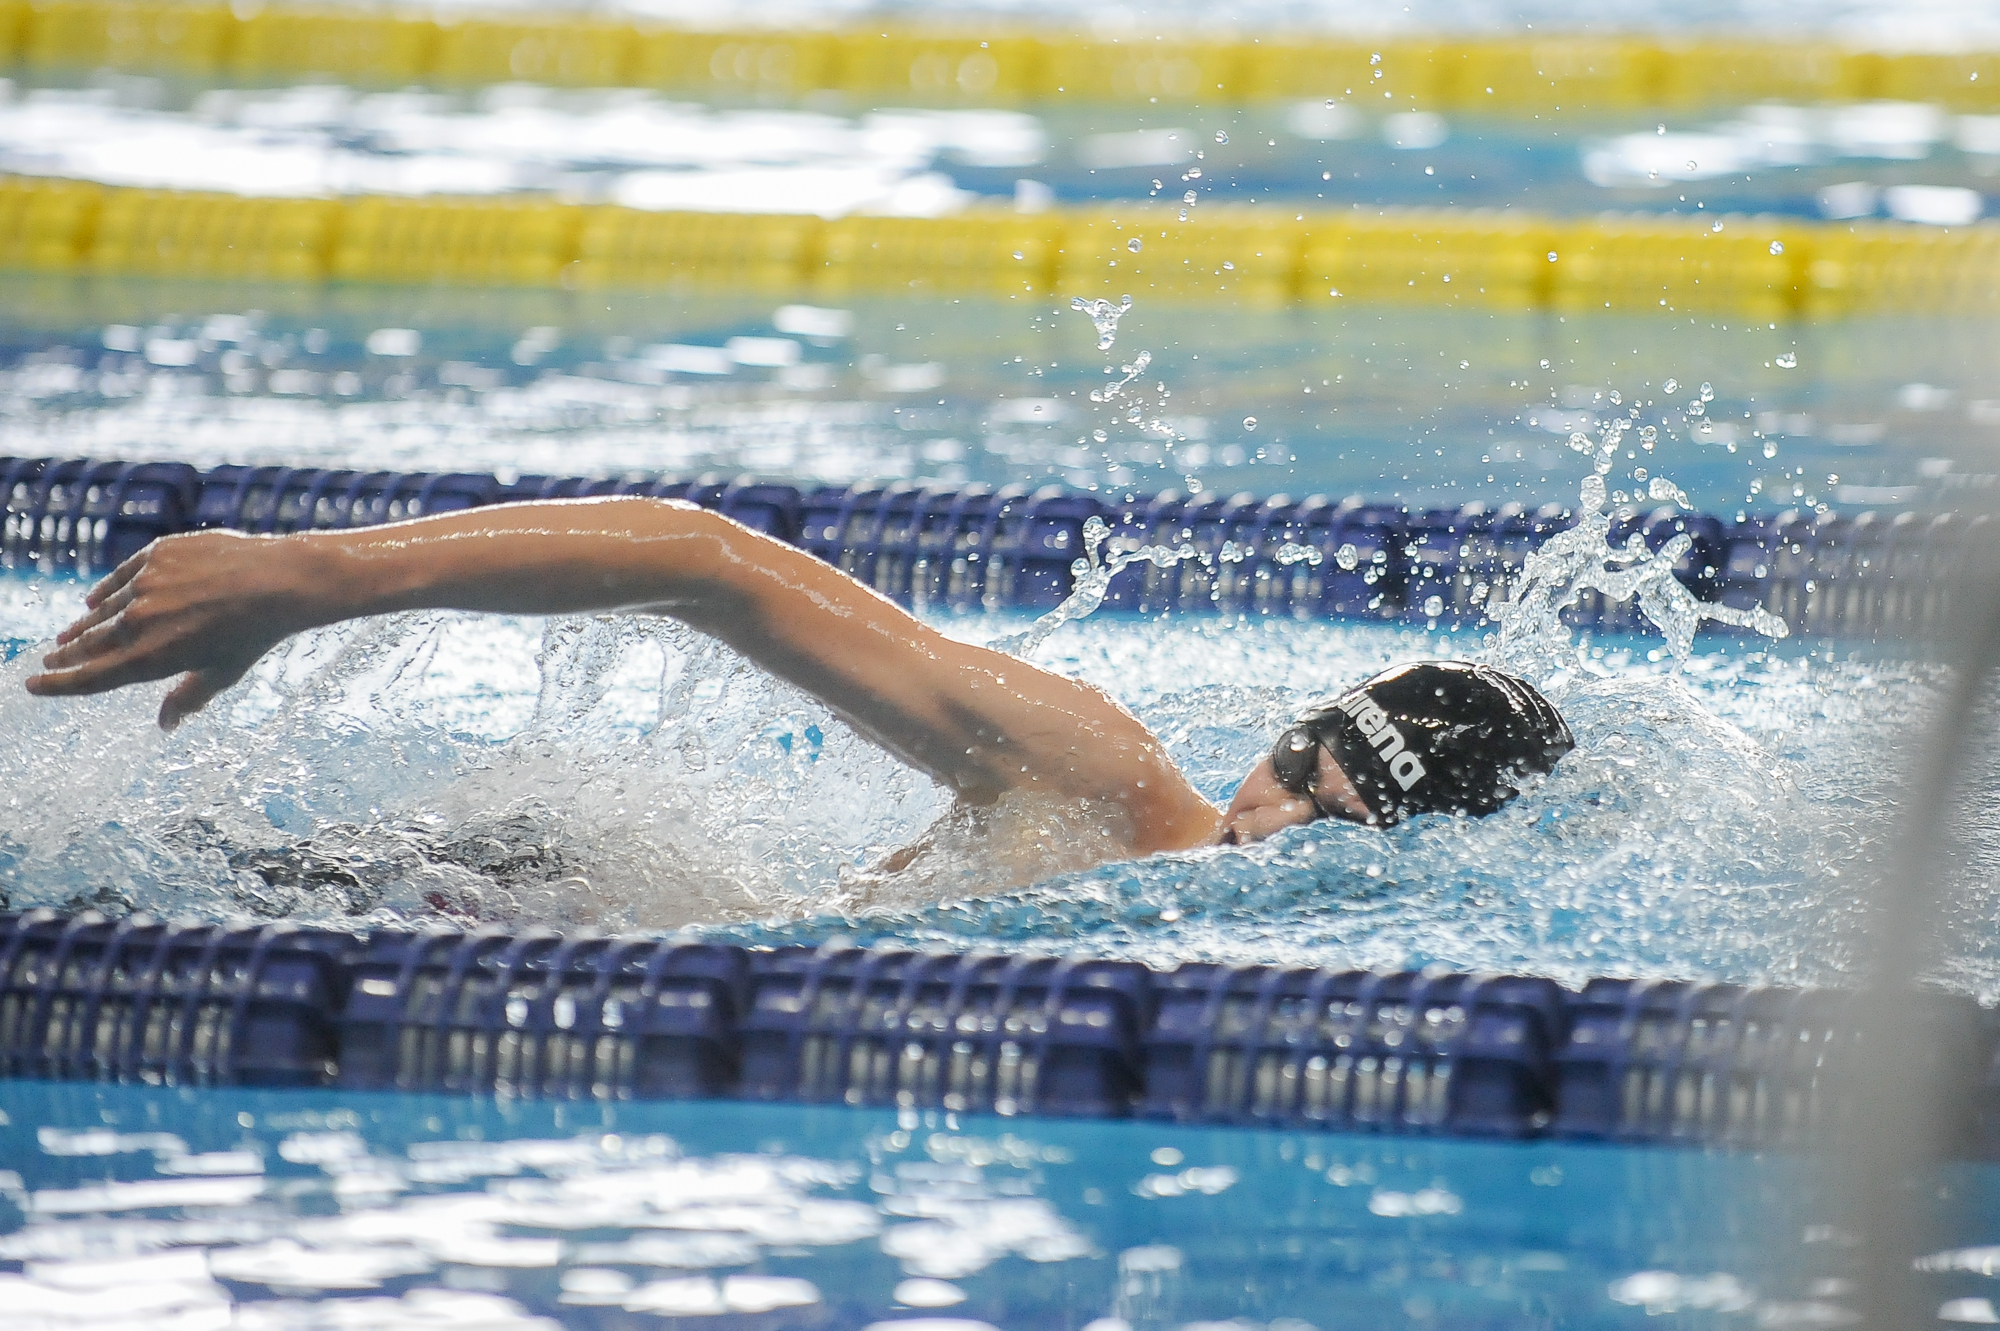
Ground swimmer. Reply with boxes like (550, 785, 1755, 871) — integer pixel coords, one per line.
(23, 498, 1571, 878)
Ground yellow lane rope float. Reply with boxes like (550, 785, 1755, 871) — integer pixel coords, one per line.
(1, 175, 1991, 320)
(3, 1, 1999, 113)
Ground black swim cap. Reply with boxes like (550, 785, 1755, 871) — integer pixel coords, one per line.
(1289, 661, 1573, 827)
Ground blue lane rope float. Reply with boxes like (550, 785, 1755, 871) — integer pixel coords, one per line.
(1, 911, 1995, 1155)
(0, 453, 1985, 639)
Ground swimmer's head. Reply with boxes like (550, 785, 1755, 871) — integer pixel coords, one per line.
(1217, 660, 1573, 843)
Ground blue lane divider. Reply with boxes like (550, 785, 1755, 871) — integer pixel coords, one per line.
(2, 911, 1994, 1155)
(0, 453, 1976, 636)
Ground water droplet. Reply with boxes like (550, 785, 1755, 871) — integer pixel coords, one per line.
(1633, 466, 1648, 481)
(1539, 359, 1551, 369)
(1710, 219, 1725, 233)
(1215, 130, 1229, 144)
(1012, 250, 1024, 260)
(1775, 351, 1797, 368)
(1686, 400, 1705, 417)
(1609, 389, 1621, 404)
(1639, 424, 1658, 450)
(1547, 251, 1559, 262)
(1069, 294, 1134, 351)
(1764, 440, 1778, 458)
(1460, 360, 1470, 369)
(1242, 416, 1257, 431)
(1686, 159, 1698, 170)
(1183, 190, 1198, 206)
(1769, 240, 1785, 255)
(1326, 98, 1337, 108)
(1128, 238, 1143, 252)
(1567, 431, 1592, 453)
(1369, 51, 1382, 64)
(1335, 542, 1360, 571)
(1322, 170, 1332, 180)
(1663, 378, 1678, 394)
(1185, 167, 1202, 179)
(1699, 381, 1714, 401)
(1657, 123, 1666, 134)
(1179, 209, 1190, 221)
(1422, 595, 1444, 617)
(1092, 429, 1108, 443)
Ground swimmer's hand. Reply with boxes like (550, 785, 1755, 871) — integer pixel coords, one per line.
(24, 530, 324, 730)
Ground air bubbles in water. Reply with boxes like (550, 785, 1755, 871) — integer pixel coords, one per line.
(1567, 431, 1592, 453)
(1639, 424, 1658, 451)
(1092, 429, 1108, 444)
(1334, 543, 1360, 571)
(1769, 240, 1785, 255)
(1609, 390, 1621, 405)
(1214, 130, 1229, 143)
(1699, 382, 1714, 402)
(1183, 190, 1198, 205)
(1764, 440, 1779, 458)
(1242, 416, 1257, 431)
(1369, 51, 1382, 64)
(1127, 238, 1143, 252)
(1422, 595, 1445, 618)
(1663, 377, 1679, 393)
(1775, 352, 1797, 368)
(1547, 251, 1559, 263)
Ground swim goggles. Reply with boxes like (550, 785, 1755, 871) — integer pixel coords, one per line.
(1269, 722, 1366, 824)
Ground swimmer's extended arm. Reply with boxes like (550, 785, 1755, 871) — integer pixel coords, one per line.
(26, 498, 1221, 853)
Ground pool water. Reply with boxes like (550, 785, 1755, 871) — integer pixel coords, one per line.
(6, 50, 2000, 1322)
(0, 1078, 1991, 1331)
(8, 74, 1997, 224)
(3, 559, 1993, 1000)
(3, 277, 1996, 515)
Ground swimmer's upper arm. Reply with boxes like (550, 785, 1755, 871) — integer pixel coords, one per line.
(669, 513, 1216, 849)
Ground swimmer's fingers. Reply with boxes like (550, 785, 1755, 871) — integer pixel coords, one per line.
(82, 546, 149, 611)
(25, 640, 172, 698)
(159, 667, 246, 732)
(53, 581, 138, 646)
(29, 594, 216, 696)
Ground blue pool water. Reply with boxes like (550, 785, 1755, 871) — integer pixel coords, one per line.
(6, 52, 2000, 1316)
(4, 567, 1989, 996)
(0, 1078, 1992, 1331)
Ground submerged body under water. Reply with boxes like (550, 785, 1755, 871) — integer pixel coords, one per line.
(0, 562, 1985, 999)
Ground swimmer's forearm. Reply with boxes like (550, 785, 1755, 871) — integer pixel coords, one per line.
(299, 497, 736, 624)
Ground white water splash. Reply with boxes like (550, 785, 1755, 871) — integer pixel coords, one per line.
(1089, 350, 1152, 404)
(1489, 415, 1788, 681)
(1070, 295, 1133, 351)
(994, 516, 1195, 657)
(997, 516, 1321, 659)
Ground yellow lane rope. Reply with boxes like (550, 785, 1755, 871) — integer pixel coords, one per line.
(2, 176, 1990, 319)
(4, 1, 1999, 113)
